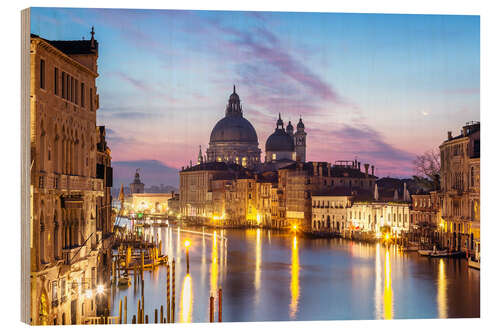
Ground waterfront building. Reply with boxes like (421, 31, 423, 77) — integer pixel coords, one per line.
(410, 190, 441, 231)
(439, 122, 480, 252)
(30, 30, 111, 325)
(312, 190, 353, 233)
(206, 86, 261, 168)
(348, 201, 411, 236)
(179, 162, 248, 219)
(131, 193, 174, 215)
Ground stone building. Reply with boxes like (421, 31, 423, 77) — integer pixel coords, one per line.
(30, 30, 112, 325)
(129, 169, 145, 194)
(131, 193, 174, 215)
(206, 86, 261, 168)
(439, 121, 480, 253)
(410, 191, 440, 230)
(179, 162, 248, 219)
(312, 190, 353, 233)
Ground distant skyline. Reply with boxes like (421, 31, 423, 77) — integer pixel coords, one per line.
(31, 8, 480, 185)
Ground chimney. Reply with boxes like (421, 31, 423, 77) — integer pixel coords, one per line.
(312, 162, 318, 175)
(371, 165, 374, 176)
(448, 131, 452, 140)
(364, 163, 369, 177)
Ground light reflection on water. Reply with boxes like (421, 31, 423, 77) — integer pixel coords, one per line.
(110, 224, 479, 322)
(180, 274, 192, 323)
(289, 235, 300, 319)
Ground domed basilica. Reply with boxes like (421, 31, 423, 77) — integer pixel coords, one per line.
(202, 86, 306, 169)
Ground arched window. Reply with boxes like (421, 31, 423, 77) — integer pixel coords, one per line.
(470, 167, 474, 187)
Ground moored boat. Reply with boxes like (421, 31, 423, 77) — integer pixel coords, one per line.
(468, 257, 480, 270)
(418, 249, 432, 256)
(118, 273, 131, 286)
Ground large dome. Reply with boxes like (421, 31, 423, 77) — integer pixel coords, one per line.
(265, 129, 295, 152)
(209, 116, 259, 143)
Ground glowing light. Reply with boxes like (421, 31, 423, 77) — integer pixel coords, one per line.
(384, 233, 390, 241)
(292, 224, 298, 232)
(289, 235, 300, 319)
(96, 285, 105, 295)
(184, 240, 191, 248)
(256, 214, 261, 224)
(85, 289, 92, 299)
(179, 274, 193, 323)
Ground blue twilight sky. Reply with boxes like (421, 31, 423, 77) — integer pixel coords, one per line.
(30, 7, 479, 185)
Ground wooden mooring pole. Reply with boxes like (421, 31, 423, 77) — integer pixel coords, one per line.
(218, 288, 222, 322)
(167, 262, 171, 323)
(209, 294, 215, 322)
(118, 299, 122, 324)
(172, 259, 176, 323)
(124, 296, 127, 324)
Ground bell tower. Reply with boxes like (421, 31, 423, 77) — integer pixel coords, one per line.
(294, 117, 307, 162)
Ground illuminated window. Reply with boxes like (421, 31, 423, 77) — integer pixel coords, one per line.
(242, 157, 247, 167)
(272, 153, 276, 160)
(217, 156, 222, 162)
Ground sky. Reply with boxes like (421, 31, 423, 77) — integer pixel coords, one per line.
(30, 7, 480, 186)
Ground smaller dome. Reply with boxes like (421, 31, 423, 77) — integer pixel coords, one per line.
(286, 121, 294, 134)
(266, 129, 295, 152)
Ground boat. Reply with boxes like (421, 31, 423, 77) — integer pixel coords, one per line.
(468, 257, 480, 270)
(429, 250, 453, 257)
(468, 240, 480, 269)
(418, 249, 433, 256)
(402, 245, 419, 252)
(118, 273, 131, 286)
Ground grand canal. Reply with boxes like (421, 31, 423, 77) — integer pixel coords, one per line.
(109, 225, 480, 322)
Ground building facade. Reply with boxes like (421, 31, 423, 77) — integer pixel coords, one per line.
(131, 193, 174, 215)
(30, 30, 112, 325)
(129, 169, 145, 194)
(439, 122, 480, 252)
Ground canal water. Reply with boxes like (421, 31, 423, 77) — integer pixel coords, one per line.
(109, 225, 480, 322)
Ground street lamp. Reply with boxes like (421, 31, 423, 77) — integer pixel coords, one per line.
(292, 224, 298, 232)
(96, 284, 105, 295)
(184, 240, 191, 273)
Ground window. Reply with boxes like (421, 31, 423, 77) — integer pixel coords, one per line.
(272, 153, 276, 160)
(70, 77, 74, 102)
(40, 59, 45, 89)
(54, 68, 58, 95)
(75, 79, 78, 105)
(473, 140, 480, 157)
(66, 75, 70, 100)
(80, 83, 85, 107)
(90, 88, 93, 111)
(470, 167, 474, 186)
(61, 72, 65, 98)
